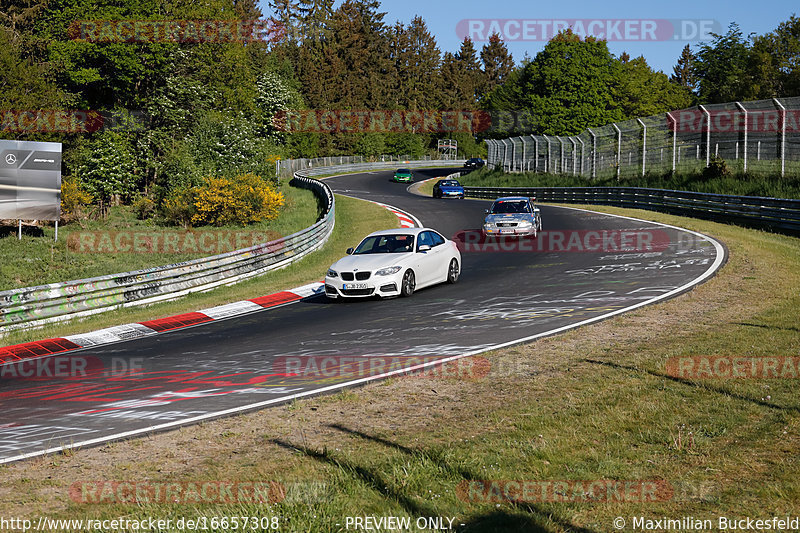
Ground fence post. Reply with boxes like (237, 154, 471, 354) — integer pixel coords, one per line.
(773, 98, 786, 177)
(666, 112, 677, 173)
(511, 138, 517, 172)
(543, 134, 551, 173)
(569, 137, 577, 176)
(699, 105, 711, 167)
(521, 137, 527, 171)
(587, 128, 596, 179)
(577, 137, 585, 176)
(612, 123, 621, 180)
(558, 136, 565, 174)
(502, 139, 510, 171)
(532, 135, 539, 172)
(637, 118, 646, 177)
(734, 102, 748, 173)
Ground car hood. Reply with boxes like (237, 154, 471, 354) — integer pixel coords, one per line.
(484, 213, 531, 224)
(330, 252, 415, 272)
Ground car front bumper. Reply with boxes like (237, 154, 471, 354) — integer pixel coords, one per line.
(437, 190, 465, 198)
(324, 273, 403, 298)
(482, 225, 536, 237)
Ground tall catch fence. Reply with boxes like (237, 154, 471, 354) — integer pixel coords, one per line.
(486, 97, 800, 179)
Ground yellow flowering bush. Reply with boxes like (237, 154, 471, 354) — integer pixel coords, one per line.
(191, 173, 284, 226)
(60, 176, 93, 223)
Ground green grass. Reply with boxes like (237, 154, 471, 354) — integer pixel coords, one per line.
(0, 181, 320, 292)
(4, 207, 799, 532)
(462, 166, 800, 198)
(0, 194, 397, 346)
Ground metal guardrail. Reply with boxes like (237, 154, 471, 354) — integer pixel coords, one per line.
(464, 186, 800, 235)
(293, 159, 466, 178)
(0, 159, 464, 333)
(276, 155, 464, 178)
(0, 173, 335, 333)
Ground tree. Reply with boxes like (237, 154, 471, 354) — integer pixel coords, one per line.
(748, 15, 800, 98)
(78, 132, 136, 216)
(695, 23, 754, 103)
(671, 44, 698, 94)
(616, 56, 693, 118)
(480, 33, 513, 97)
(389, 16, 440, 110)
(483, 29, 624, 136)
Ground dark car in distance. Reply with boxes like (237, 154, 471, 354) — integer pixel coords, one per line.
(464, 158, 485, 170)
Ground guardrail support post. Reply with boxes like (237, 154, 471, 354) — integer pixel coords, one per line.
(773, 98, 786, 177)
(587, 128, 596, 179)
(612, 123, 622, 180)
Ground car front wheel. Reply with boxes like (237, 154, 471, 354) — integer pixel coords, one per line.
(401, 270, 416, 297)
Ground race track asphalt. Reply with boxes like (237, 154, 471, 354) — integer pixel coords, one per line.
(0, 168, 726, 463)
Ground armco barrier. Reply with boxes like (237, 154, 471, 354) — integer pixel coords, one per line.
(464, 186, 800, 235)
(0, 160, 464, 333)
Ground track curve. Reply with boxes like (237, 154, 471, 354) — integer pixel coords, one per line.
(0, 168, 726, 463)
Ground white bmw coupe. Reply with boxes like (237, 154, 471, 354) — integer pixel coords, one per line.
(325, 228, 461, 299)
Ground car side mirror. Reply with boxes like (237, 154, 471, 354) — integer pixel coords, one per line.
(418, 244, 431, 252)
(346, 247, 354, 255)
(484, 209, 489, 214)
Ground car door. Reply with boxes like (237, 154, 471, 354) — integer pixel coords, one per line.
(428, 231, 451, 282)
(416, 231, 450, 286)
(414, 231, 439, 286)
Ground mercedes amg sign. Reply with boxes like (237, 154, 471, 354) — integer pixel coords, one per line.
(0, 140, 62, 221)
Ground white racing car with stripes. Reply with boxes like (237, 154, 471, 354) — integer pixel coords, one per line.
(325, 228, 461, 299)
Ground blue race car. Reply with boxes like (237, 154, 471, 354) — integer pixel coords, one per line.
(432, 178, 465, 199)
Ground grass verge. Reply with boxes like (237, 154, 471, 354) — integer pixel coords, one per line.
(2, 206, 798, 531)
(0, 182, 319, 292)
(0, 194, 397, 346)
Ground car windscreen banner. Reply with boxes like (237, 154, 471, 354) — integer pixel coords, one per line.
(0, 140, 62, 221)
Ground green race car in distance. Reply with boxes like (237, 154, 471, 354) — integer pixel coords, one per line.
(393, 168, 413, 182)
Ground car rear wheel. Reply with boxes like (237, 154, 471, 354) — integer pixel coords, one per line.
(401, 270, 415, 297)
(447, 259, 459, 284)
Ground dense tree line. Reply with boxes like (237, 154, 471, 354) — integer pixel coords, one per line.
(1, 1, 799, 218)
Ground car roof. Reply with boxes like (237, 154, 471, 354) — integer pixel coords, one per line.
(364, 227, 434, 237)
(493, 196, 530, 202)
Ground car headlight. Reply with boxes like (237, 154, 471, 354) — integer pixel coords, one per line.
(375, 266, 402, 276)
(327, 269, 338, 278)
(517, 221, 532, 227)
(484, 222, 495, 228)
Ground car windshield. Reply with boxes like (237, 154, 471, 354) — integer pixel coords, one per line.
(353, 234, 414, 254)
(397, 169, 410, 174)
(491, 200, 529, 214)
(439, 180, 460, 187)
